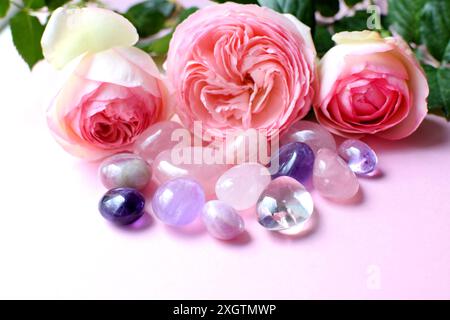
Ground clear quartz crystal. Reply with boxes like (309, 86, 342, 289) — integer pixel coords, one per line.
(338, 139, 378, 175)
(257, 176, 314, 231)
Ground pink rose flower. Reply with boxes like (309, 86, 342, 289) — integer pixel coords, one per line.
(315, 31, 429, 139)
(166, 3, 316, 140)
(47, 47, 171, 159)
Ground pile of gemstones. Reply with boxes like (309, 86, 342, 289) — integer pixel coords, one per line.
(98, 120, 378, 240)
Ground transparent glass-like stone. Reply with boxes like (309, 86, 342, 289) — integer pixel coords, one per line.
(256, 176, 314, 231)
(280, 120, 336, 154)
(338, 139, 378, 175)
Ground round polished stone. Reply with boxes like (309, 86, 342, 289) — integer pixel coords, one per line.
(152, 178, 205, 226)
(269, 142, 314, 184)
(99, 153, 151, 190)
(256, 176, 314, 231)
(98, 188, 145, 225)
(134, 121, 186, 164)
(215, 163, 271, 211)
(280, 120, 336, 154)
(338, 139, 378, 175)
(153, 147, 230, 198)
(313, 148, 359, 201)
(202, 200, 245, 240)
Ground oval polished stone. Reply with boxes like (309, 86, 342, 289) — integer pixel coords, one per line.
(99, 188, 145, 225)
(99, 153, 151, 190)
(202, 200, 245, 240)
(338, 139, 378, 175)
(215, 163, 271, 211)
(280, 120, 336, 154)
(152, 178, 205, 226)
(270, 142, 314, 184)
(313, 148, 359, 201)
(133, 121, 186, 164)
(152, 147, 229, 198)
(256, 176, 314, 231)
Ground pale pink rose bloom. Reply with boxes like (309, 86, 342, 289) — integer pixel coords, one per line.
(315, 31, 429, 139)
(166, 3, 317, 140)
(47, 47, 171, 159)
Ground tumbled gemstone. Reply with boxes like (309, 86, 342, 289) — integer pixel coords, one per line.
(151, 178, 205, 226)
(256, 176, 314, 231)
(338, 139, 378, 175)
(215, 163, 271, 211)
(202, 200, 245, 240)
(133, 121, 187, 164)
(99, 153, 151, 190)
(280, 120, 336, 154)
(313, 148, 359, 201)
(98, 188, 145, 225)
(269, 142, 314, 184)
(152, 147, 229, 198)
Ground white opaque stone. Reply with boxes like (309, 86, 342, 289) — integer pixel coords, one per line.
(152, 147, 229, 197)
(134, 121, 187, 164)
(280, 120, 336, 154)
(215, 163, 271, 211)
(99, 153, 151, 190)
(313, 148, 359, 201)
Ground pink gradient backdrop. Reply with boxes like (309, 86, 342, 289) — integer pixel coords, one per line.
(0, 0, 449, 299)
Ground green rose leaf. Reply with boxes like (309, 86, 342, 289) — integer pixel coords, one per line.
(316, 0, 339, 17)
(443, 41, 450, 65)
(419, 0, 450, 62)
(10, 11, 45, 69)
(257, 0, 315, 29)
(140, 7, 198, 56)
(344, 0, 363, 7)
(214, 0, 259, 3)
(0, 0, 9, 18)
(314, 25, 334, 58)
(424, 65, 450, 120)
(23, 0, 46, 9)
(387, 0, 426, 43)
(124, 0, 175, 38)
(45, 0, 71, 11)
(334, 10, 370, 33)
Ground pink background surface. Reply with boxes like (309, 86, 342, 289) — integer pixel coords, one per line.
(0, 1, 449, 299)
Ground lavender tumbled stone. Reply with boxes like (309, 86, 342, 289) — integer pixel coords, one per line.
(152, 178, 205, 226)
(99, 188, 145, 225)
(270, 142, 315, 184)
(338, 139, 378, 175)
(202, 200, 245, 240)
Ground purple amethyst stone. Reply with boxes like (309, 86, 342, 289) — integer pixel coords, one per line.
(99, 188, 145, 225)
(270, 142, 315, 184)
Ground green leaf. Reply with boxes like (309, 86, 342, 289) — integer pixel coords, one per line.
(0, 0, 9, 18)
(214, 0, 259, 3)
(124, 0, 175, 38)
(143, 32, 172, 55)
(257, 0, 315, 29)
(177, 6, 198, 24)
(443, 41, 450, 65)
(316, 0, 339, 17)
(23, 0, 46, 9)
(424, 65, 450, 120)
(314, 25, 334, 58)
(141, 7, 198, 56)
(45, 0, 70, 11)
(344, 0, 363, 7)
(334, 10, 370, 33)
(10, 11, 44, 69)
(387, 0, 426, 43)
(419, 0, 450, 62)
